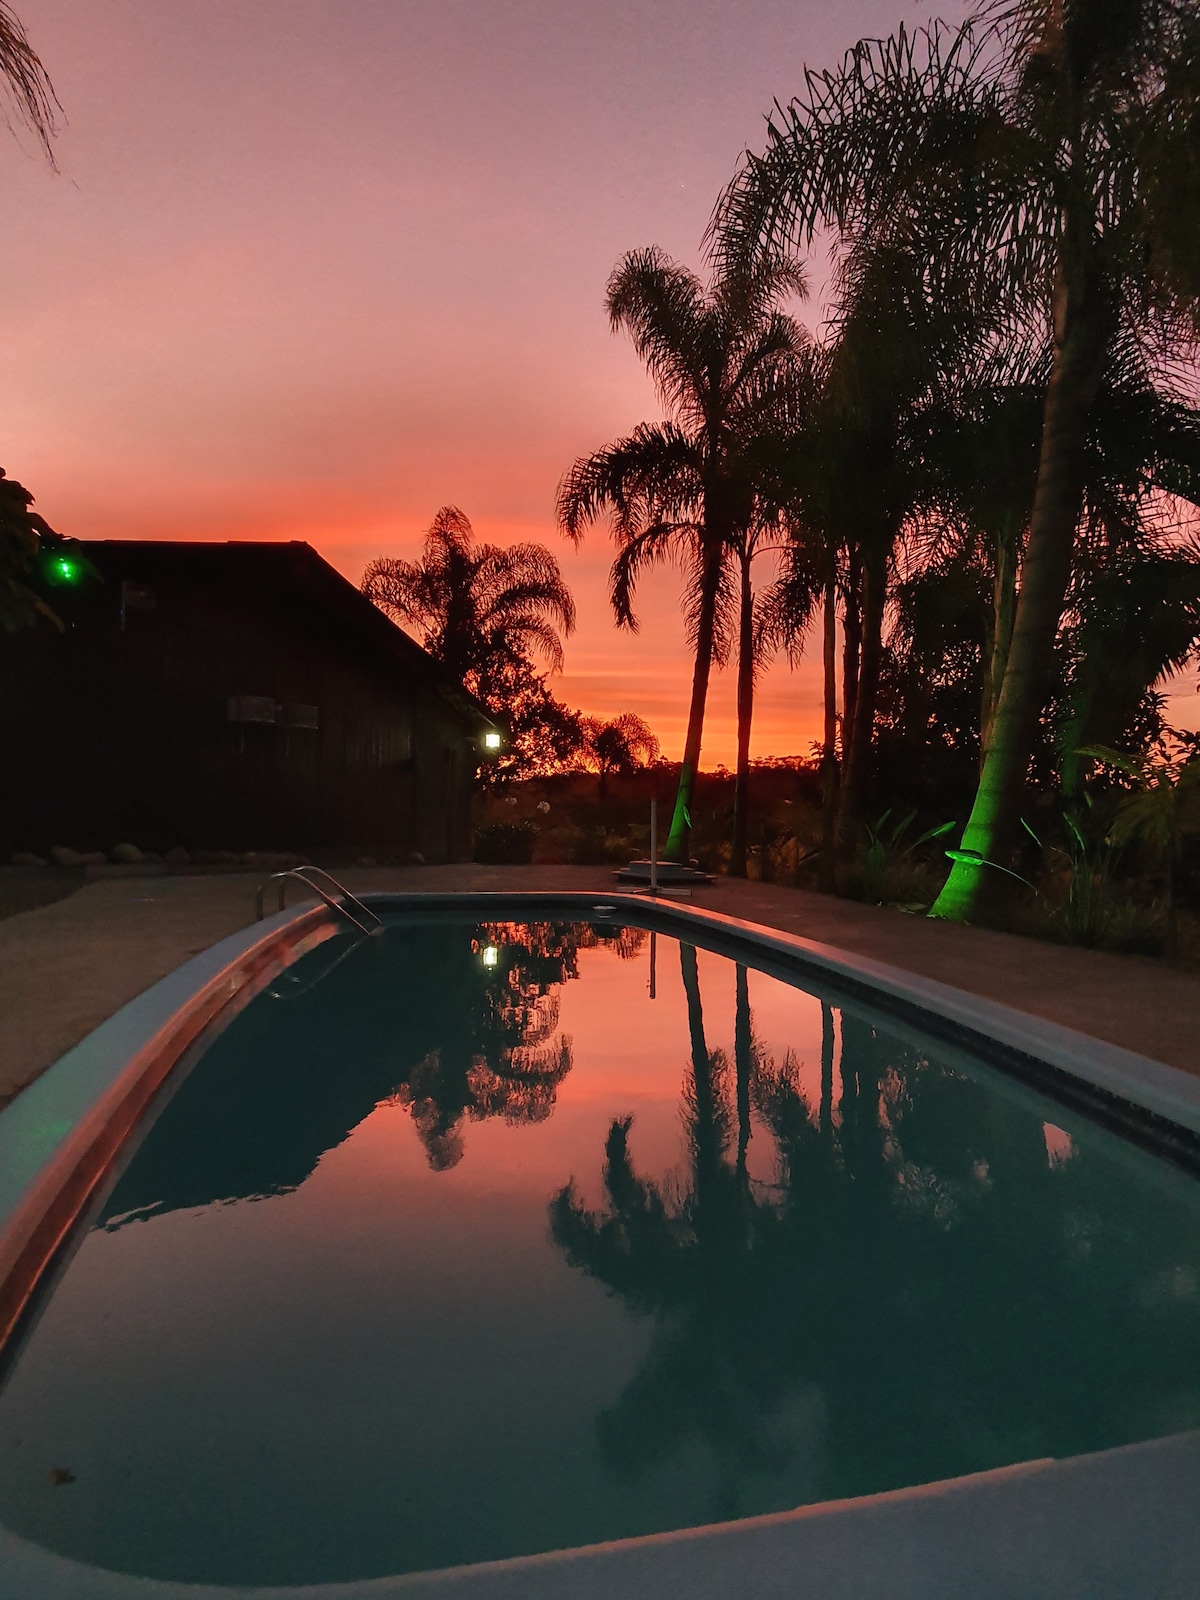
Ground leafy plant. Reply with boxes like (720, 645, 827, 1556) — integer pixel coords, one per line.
(473, 821, 536, 866)
(860, 810, 954, 905)
(1082, 743, 1200, 956)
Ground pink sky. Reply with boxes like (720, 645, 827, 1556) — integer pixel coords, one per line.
(4, 0, 1194, 758)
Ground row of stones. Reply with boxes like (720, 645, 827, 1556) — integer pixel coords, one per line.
(10, 845, 312, 870)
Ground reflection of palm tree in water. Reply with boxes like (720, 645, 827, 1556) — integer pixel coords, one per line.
(552, 946, 785, 1518)
(393, 921, 646, 1170)
(550, 946, 1200, 1511)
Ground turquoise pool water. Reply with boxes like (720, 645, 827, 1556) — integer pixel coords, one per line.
(0, 916, 1198, 1587)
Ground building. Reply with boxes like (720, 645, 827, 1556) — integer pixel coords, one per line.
(1, 540, 499, 862)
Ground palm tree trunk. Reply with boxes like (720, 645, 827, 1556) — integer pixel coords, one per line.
(734, 964, 753, 1173)
(931, 267, 1109, 923)
(819, 999, 834, 1145)
(981, 511, 1018, 763)
(664, 541, 723, 863)
(842, 546, 862, 764)
(837, 542, 886, 836)
(680, 942, 724, 1219)
(819, 548, 839, 889)
(730, 550, 755, 877)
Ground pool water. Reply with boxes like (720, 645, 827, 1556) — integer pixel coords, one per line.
(1, 916, 1198, 1587)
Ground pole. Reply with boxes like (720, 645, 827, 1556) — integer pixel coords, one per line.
(650, 797, 658, 896)
(649, 930, 657, 1000)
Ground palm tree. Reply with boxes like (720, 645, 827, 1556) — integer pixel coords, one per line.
(582, 711, 659, 802)
(557, 248, 808, 864)
(732, 513, 821, 877)
(755, 244, 981, 851)
(714, 2, 1200, 921)
(362, 505, 576, 702)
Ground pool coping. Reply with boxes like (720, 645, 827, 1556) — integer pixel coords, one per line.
(1, 887, 1198, 1598)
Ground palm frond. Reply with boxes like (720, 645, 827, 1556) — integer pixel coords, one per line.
(0, 2, 59, 164)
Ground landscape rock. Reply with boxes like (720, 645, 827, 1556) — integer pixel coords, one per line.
(49, 845, 83, 868)
(109, 842, 144, 865)
(164, 846, 190, 867)
(242, 850, 299, 868)
(406, 851, 426, 865)
(10, 851, 46, 867)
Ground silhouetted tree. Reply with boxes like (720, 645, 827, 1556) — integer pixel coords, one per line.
(558, 250, 809, 863)
(363, 505, 581, 778)
(581, 712, 659, 801)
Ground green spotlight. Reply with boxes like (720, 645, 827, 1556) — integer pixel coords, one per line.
(944, 845, 1033, 889)
(46, 551, 83, 585)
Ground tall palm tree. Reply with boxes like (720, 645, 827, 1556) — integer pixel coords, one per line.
(754, 244, 979, 850)
(557, 249, 808, 864)
(362, 505, 576, 702)
(715, 2, 1200, 920)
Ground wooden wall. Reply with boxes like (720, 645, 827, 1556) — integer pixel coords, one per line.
(0, 545, 481, 860)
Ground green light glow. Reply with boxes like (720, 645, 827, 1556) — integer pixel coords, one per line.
(944, 848, 984, 865)
(48, 553, 82, 585)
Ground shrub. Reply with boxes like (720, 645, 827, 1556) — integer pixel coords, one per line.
(473, 821, 536, 864)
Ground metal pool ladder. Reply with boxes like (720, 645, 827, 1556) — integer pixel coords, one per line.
(255, 865, 384, 936)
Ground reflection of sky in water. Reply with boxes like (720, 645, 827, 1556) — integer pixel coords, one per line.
(0, 920, 1198, 1589)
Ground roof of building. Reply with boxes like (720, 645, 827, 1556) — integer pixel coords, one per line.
(75, 539, 498, 731)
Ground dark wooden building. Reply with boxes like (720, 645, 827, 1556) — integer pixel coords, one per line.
(1, 540, 498, 862)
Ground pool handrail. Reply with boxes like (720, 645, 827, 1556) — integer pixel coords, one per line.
(254, 865, 383, 936)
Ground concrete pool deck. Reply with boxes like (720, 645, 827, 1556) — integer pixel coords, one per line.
(1, 862, 1198, 1109)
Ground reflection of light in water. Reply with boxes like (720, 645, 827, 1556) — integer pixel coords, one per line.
(481, 945, 499, 968)
(1043, 1121, 1075, 1167)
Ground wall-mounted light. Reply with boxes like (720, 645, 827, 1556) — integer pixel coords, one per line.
(481, 945, 499, 967)
(45, 552, 84, 586)
(483, 731, 502, 751)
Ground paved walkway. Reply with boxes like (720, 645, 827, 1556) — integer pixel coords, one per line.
(1, 864, 1197, 1108)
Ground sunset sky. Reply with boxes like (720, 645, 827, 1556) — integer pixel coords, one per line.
(4, 0, 1195, 759)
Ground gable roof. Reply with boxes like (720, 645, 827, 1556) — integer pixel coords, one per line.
(76, 539, 498, 731)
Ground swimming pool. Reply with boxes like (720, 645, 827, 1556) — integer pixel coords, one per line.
(1, 895, 1198, 1597)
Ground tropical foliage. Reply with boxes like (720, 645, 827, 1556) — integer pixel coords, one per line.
(580, 712, 660, 800)
(0, 8, 59, 632)
(362, 505, 584, 781)
(712, 0, 1200, 920)
(532, 0, 1200, 942)
(558, 247, 810, 862)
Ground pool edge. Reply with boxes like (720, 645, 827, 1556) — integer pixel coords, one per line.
(0, 902, 336, 1358)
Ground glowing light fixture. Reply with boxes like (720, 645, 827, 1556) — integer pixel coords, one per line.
(944, 848, 984, 866)
(481, 945, 499, 967)
(944, 845, 1032, 888)
(483, 731, 502, 751)
(48, 553, 83, 585)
